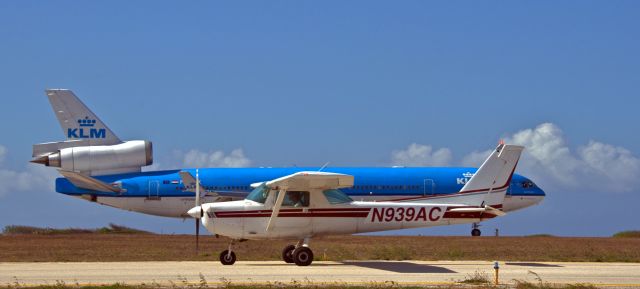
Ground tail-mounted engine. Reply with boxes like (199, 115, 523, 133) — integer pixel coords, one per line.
(31, 140, 153, 176)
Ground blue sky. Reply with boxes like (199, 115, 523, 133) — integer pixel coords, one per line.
(0, 1, 639, 236)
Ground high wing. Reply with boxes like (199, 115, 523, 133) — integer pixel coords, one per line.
(259, 171, 354, 231)
(261, 171, 354, 191)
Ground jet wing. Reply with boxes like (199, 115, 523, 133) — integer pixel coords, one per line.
(58, 170, 122, 193)
(178, 171, 218, 197)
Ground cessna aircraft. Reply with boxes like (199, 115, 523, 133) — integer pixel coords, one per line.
(188, 144, 524, 266)
(31, 89, 545, 236)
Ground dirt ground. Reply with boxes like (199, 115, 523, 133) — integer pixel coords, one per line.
(1, 234, 639, 262)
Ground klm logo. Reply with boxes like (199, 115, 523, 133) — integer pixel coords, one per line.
(67, 117, 106, 139)
(456, 172, 475, 185)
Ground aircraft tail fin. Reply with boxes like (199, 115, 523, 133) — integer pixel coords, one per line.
(45, 89, 121, 146)
(460, 143, 524, 207)
(404, 144, 523, 208)
(461, 144, 523, 193)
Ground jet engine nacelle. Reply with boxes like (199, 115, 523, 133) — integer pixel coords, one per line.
(38, 140, 153, 175)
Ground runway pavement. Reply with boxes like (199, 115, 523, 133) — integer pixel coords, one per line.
(1, 261, 640, 287)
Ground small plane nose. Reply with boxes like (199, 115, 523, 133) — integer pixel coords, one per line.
(187, 206, 203, 218)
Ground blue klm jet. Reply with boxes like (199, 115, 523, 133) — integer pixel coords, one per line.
(31, 89, 545, 236)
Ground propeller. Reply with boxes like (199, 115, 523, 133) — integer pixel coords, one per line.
(195, 169, 200, 254)
(186, 169, 203, 254)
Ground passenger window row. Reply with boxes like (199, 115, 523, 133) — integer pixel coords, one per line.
(170, 184, 422, 191)
(350, 185, 420, 190)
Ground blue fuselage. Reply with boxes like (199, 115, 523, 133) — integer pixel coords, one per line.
(56, 167, 545, 218)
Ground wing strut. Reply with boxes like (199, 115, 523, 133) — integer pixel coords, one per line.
(266, 187, 287, 231)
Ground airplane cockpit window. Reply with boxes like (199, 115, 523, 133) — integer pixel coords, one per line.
(323, 189, 353, 204)
(246, 185, 270, 203)
(279, 191, 310, 207)
(522, 181, 535, 188)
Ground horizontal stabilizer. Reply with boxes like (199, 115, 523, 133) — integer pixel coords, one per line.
(447, 205, 506, 217)
(32, 140, 89, 158)
(58, 170, 122, 193)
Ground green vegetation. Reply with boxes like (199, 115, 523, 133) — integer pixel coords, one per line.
(0, 272, 602, 289)
(513, 282, 597, 289)
(513, 271, 597, 289)
(0, 281, 602, 289)
(458, 270, 491, 284)
(2, 231, 640, 262)
(2, 224, 151, 235)
(369, 246, 412, 260)
(612, 230, 640, 238)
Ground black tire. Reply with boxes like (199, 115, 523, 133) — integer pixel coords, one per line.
(293, 247, 313, 266)
(471, 228, 481, 237)
(282, 245, 296, 263)
(219, 250, 236, 265)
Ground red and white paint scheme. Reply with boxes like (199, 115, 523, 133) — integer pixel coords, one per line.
(188, 144, 524, 266)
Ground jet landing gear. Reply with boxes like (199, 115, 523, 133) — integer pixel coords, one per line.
(471, 223, 481, 237)
(282, 238, 314, 266)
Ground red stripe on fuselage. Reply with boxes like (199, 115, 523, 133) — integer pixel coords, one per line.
(213, 211, 370, 218)
(212, 204, 503, 219)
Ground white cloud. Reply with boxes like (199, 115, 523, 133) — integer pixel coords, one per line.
(0, 145, 6, 164)
(182, 148, 251, 168)
(578, 141, 640, 192)
(461, 150, 491, 168)
(391, 143, 452, 166)
(0, 145, 57, 197)
(461, 123, 640, 193)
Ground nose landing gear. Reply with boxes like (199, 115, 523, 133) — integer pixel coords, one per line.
(219, 249, 236, 265)
(219, 240, 237, 265)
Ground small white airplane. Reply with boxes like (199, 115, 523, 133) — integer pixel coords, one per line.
(188, 143, 523, 266)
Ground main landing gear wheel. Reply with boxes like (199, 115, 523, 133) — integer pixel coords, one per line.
(471, 223, 481, 237)
(282, 244, 296, 263)
(293, 247, 314, 266)
(219, 250, 236, 265)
